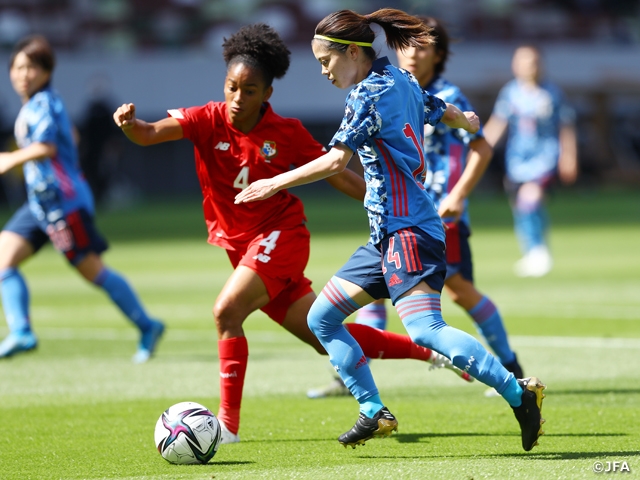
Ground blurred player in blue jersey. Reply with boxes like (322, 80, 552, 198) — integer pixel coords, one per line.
(0, 35, 164, 362)
(307, 15, 524, 400)
(483, 45, 578, 277)
(236, 8, 546, 452)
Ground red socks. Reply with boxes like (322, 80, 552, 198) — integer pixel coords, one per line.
(345, 323, 433, 361)
(217, 336, 248, 435)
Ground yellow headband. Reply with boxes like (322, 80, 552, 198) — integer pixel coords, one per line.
(313, 34, 373, 47)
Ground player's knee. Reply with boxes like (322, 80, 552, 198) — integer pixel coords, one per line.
(306, 294, 341, 338)
(306, 299, 324, 336)
(213, 298, 244, 333)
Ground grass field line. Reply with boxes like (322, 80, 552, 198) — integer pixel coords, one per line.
(3, 327, 640, 349)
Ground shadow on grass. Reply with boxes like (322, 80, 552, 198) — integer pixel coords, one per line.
(393, 432, 628, 444)
(494, 450, 640, 460)
(547, 388, 640, 395)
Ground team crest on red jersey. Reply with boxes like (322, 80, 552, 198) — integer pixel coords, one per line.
(261, 140, 277, 162)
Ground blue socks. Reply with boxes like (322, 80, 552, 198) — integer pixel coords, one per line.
(308, 278, 383, 417)
(1, 268, 31, 334)
(93, 268, 153, 332)
(396, 293, 517, 402)
(355, 301, 388, 331)
(468, 296, 516, 365)
(514, 199, 549, 253)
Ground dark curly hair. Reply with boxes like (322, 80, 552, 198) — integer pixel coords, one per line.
(222, 23, 290, 87)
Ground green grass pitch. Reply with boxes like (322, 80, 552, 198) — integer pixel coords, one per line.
(0, 188, 639, 479)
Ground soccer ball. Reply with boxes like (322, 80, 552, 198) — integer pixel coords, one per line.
(154, 401, 222, 464)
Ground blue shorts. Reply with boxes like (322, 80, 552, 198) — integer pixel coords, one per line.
(444, 221, 474, 283)
(335, 227, 446, 304)
(3, 203, 108, 265)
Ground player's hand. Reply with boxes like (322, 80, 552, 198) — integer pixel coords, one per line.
(437, 193, 464, 222)
(464, 111, 480, 134)
(234, 179, 279, 204)
(113, 103, 137, 129)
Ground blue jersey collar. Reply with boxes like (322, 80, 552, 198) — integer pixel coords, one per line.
(424, 75, 440, 92)
(370, 56, 391, 75)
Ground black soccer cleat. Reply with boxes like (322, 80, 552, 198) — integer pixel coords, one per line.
(338, 406, 398, 449)
(512, 376, 546, 451)
(504, 354, 524, 380)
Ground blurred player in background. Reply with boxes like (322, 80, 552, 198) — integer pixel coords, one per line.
(308, 15, 524, 400)
(0, 35, 165, 362)
(114, 23, 471, 445)
(483, 45, 578, 277)
(236, 9, 546, 452)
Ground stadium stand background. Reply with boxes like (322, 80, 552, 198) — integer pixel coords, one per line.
(0, 0, 638, 205)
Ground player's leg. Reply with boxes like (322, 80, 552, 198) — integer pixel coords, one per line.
(0, 204, 48, 358)
(510, 181, 552, 277)
(387, 227, 545, 451)
(279, 290, 465, 372)
(308, 275, 398, 447)
(0, 230, 38, 358)
(354, 298, 387, 331)
(444, 274, 523, 380)
(213, 264, 271, 443)
(58, 209, 163, 363)
(443, 221, 522, 376)
(307, 244, 400, 447)
(396, 283, 545, 450)
(75, 252, 164, 363)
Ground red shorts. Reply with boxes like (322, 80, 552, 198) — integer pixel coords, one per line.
(226, 224, 313, 324)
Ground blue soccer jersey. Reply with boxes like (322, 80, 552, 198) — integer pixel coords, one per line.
(329, 57, 447, 245)
(14, 86, 94, 225)
(492, 79, 575, 183)
(423, 76, 483, 227)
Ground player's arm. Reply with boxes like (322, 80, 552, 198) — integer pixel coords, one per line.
(113, 103, 183, 146)
(437, 137, 493, 221)
(235, 144, 353, 203)
(481, 115, 508, 148)
(324, 158, 366, 202)
(558, 123, 578, 184)
(0, 142, 56, 174)
(441, 103, 480, 134)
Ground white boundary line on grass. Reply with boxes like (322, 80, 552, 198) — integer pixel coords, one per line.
(1, 328, 640, 349)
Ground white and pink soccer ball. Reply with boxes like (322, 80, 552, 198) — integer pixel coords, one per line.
(154, 401, 222, 464)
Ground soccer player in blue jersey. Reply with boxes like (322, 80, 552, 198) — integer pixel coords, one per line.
(0, 35, 164, 362)
(483, 45, 578, 277)
(236, 8, 546, 452)
(308, 15, 524, 400)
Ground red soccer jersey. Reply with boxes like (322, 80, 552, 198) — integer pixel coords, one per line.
(169, 102, 325, 250)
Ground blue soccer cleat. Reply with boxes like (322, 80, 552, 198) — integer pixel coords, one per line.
(0, 331, 38, 359)
(132, 320, 165, 364)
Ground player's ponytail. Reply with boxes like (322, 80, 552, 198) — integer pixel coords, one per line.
(314, 8, 434, 60)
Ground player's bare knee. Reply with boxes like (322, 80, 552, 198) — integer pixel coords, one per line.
(213, 299, 244, 334)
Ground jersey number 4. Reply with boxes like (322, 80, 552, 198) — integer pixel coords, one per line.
(253, 230, 281, 263)
(234, 166, 249, 190)
(382, 237, 402, 274)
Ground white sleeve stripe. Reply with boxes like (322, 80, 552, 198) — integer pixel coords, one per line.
(167, 109, 184, 119)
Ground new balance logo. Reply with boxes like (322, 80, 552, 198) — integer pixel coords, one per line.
(215, 141, 230, 151)
(388, 273, 403, 287)
(253, 253, 271, 263)
(220, 371, 238, 378)
(355, 355, 368, 370)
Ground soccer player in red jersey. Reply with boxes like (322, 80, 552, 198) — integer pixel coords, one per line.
(113, 23, 469, 444)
